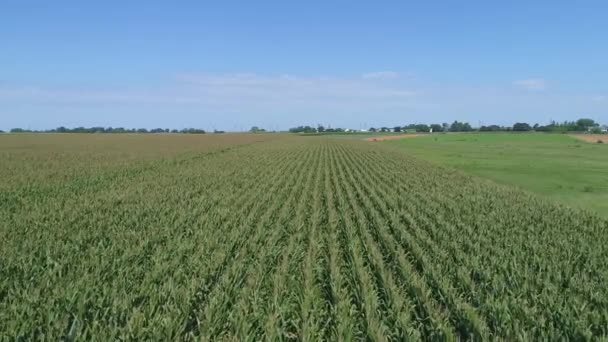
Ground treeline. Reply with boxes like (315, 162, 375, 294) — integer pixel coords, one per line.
(370, 122, 473, 133)
(534, 119, 604, 133)
(288, 118, 605, 134)
(289, 122, 477, 133)
(6, 118, 604, 135)
(482, 119, 604, 133)
(7, 127, 208, 134)
(289, 125, 351, 133)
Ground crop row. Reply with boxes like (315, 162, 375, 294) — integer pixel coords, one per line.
(1, 136, 607, 340)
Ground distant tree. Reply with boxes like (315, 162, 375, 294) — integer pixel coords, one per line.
(442, 123, 450, 132)
(513, 122, 532, 131)
(10, 128, 28, 133)
(576, 118, 597, 131)
(213, 130, 225, 134)
(537, 120, 581, 132)
(393, 126, 402, 132)
(414, 124, 430, 132)
(317, 125, 325, 133)
(380, 127, 390, 132)
(181, 128, 206, 134)
(369, 127, 377, 132)
(449, 121, 473, 132)
(535, 124, 551, 132)
(479, 125, 503, 132)
(289, 126, 317, 133)
(430, 124, 443, 133)
(250, 126, 266, 133)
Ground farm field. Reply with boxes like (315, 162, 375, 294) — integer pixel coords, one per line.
(386, 133, 608, 216)
(571, 134, 608, 144)
(2, 134, 608, 340)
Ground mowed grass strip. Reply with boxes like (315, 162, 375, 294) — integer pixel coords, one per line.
(385, 132, 608, 216)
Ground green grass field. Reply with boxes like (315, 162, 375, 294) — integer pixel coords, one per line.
(2, 133, 608, 339)
(386, 133, 608, 216)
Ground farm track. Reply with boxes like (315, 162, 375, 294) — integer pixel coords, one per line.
(2, 136, 608, 340)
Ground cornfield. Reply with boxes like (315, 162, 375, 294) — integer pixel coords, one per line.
(1, 134, 607, 340)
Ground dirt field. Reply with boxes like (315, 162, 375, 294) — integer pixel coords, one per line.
(570, 134, 607, 143)
(365, 134, 425, 141)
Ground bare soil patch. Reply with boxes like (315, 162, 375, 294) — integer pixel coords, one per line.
(570, 134, 607, 144)
(366, 134, 425, 142)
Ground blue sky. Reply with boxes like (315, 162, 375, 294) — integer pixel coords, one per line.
(1, 1, 607, 130)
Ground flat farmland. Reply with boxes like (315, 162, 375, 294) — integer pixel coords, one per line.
(1, 134, 608, 340)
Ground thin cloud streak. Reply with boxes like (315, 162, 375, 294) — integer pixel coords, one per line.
(0, 73, 418, 106)
(513, 78, 547, 91)
(361, 71, 400, 80)
(1, 74, 606, 130)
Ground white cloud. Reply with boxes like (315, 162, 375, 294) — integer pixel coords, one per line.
(0, 85, 198, 104)
(513, 78, 547, 91)
(0, 74, 425, 130)
(0, 73, 418, 111)
(4, 73, 606, 131)
(361, 71, 400, 80)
